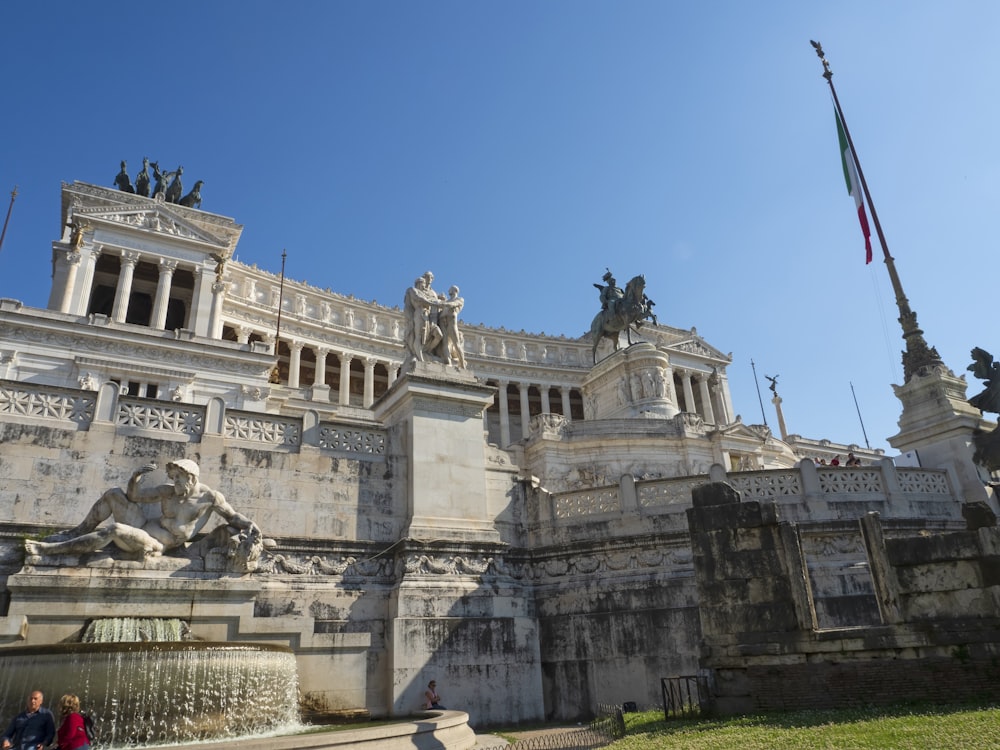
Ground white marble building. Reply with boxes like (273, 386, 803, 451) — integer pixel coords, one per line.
(4, 180, 984, 728)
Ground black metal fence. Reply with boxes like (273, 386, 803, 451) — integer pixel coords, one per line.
(660, 674, 712, 720)
(476, 703, 626, 750)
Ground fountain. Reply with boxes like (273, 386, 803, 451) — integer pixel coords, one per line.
(0, 618, 301, 747)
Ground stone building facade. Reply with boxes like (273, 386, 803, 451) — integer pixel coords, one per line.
(2, 180, 981, 727)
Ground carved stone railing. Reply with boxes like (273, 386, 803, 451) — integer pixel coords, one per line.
(0, 381, 95, 426)
(118, 397, 205, 436)
(317, 424, 385, 455)
(225, 409, 301, 446)
(542, 459, 961, 526)
(553, 487, 620, 519)
(0, 379, 384, 460)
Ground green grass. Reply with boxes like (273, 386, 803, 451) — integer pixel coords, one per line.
(610, 704, 1000, 750)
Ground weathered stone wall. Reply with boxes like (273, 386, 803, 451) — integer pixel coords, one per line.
(689, 481, 1000, 714)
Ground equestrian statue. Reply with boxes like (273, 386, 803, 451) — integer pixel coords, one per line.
(589, 270, 657, 363)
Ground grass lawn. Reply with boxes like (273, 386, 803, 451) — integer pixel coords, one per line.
(609, 704, 1000, 750)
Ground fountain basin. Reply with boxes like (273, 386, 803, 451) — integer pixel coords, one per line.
(0, 641, 300, 747)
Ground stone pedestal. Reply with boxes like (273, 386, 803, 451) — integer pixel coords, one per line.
(582, 342, 678, 420)
(373, 362, 500, 543)
(888, 365, 990, 504)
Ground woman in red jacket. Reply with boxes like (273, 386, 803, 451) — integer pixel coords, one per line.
(56, 694, 89, 750)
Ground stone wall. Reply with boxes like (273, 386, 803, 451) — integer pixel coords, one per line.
(688, 480, 1000, 714)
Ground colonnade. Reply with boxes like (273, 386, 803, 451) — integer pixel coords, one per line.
(672, 368, 731, 426)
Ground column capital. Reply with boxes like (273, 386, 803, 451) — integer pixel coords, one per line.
(64, 251, 83, 266)
(289, 340, 305, 353)
(315, 346, 331, 357)
(363, 356, 377, 369)
(159, 258, 179, 273)
(120, 249, 141, 266)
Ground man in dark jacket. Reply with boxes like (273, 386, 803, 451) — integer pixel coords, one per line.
(1, 690, 55, 750)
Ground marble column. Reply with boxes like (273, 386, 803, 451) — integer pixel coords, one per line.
(697, 374, 716, 425)
(236, 326, 252, 345)
(681, 371, 696, 416)
(208, 281, 227, 339)
(59, 252, 83, 314)
(314, 347, 329, 386)
(150, 259, 178, 330)
(363, 357, 376, 408)
(288, 341, 304, 388)
(498, 380, 511, 447)
(560, 387, 572, 421)
(387, 363, 399, 388)
(518, 383, 531, 440)
(540, 385, 551, 414)
(111, 251, 141, 323)
(338, 352, 353, 406)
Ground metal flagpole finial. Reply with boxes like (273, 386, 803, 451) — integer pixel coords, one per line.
(810, 40, 832, 81)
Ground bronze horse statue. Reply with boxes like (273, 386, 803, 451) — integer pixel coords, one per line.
(589, 274, 657, 363)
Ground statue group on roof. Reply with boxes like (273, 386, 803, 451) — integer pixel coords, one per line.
(114, 158, 204, 208)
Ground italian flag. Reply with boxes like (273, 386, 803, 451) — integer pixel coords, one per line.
(835, 108, 873, 264)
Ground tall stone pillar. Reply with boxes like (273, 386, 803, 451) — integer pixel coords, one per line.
(539, 385, 551, 414)
(560, 387, 572, 421)
(151, 259, 178, 330)
(111, 251, 141, 323)
(208, 280, 227, 339)
(518, 383, 531, 441)
(375, 366, 541, 726)
(288, 341, 303, 389)
(697, 374, 716, 425)
(314, 347, 328, 386)
(374, 363, 500, 543)
(498, 380, 511, 447)
(58, 252, 82, 314)
(338, 352, 353, 406)
(681, 372, 696, 416)
(363, 357, 376, 408)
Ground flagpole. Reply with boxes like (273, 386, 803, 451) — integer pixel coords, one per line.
(850, 381, 871, 450)
(750, 358, 768, 427)
(0, 186, 17, 256)
(811, 41, 943, 382)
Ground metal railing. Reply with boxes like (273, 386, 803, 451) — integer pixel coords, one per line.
(661, 675, 712, 720)
(477, 703, 625, 750)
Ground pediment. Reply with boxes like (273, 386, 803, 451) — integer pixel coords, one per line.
(76, 205, 231, 249)
(716, 420, 772, 441)
(668, 337, 730, 361)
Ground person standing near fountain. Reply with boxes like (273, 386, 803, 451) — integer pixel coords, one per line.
(25, 459, 263, 562)
(54, 695, 89, 750)
(0, 690, 55, 750)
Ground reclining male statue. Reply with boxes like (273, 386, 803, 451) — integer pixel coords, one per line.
(25, 459, 268, 570)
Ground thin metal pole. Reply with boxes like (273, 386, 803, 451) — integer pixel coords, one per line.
(270, 249, 287, 383)
(0, 186, 17, 256)
(850, 381, 871, 450)
(811, 41, 943, 382)
(750, 359, 768, 427)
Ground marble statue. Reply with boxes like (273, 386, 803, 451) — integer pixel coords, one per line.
(440, 285, 466, 368)
(134, 157, 151, 197)
(25, 460, 267, 571)
(113, 160, 134, 193)
(402, 272, 467, 368)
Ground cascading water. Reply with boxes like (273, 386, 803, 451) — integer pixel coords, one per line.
(0, 618, 301, 747)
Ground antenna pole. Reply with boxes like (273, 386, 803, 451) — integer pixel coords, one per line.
(0, 186, 18, 256)
(850, 381, 871, 450)
(751, 359, 768, 427)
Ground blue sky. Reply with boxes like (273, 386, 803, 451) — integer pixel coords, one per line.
(1, 2, 997, 455)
